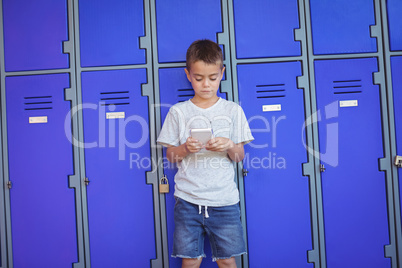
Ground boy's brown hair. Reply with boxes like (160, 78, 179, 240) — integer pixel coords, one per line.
(186, 39, 224, 71)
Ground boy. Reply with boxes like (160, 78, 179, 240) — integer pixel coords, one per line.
(157, 39, 254, 268)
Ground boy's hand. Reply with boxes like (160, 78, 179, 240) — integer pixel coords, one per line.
(185, 137, 204, 153)
(205, 137, 234, 152)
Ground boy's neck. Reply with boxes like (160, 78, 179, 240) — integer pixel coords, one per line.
(190, 95, 220, 109)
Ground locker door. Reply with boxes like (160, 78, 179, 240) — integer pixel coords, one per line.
(5, 74, 78, 267)
(155, 0, 222, 63)
(237, 62, 313, 268)
(159, 67, 226, 268)
(315, 58, 390, 267)
(391, 56, 402, 225)
(233, 0, 301, 58)
(2, 0, 69, 71)
(78, 0, 146, 67)
(309, 0, 377, 55)
(387, 0, 402, 51)
(81, 69, 155, 267)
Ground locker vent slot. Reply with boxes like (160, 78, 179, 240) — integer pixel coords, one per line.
(256, 84, 286, 99)
(100, 97, 129, 100)
(256, 89, 285, 93)
(100, 103, 130, 106)
(334, 91, 362, 94)
(100, 91, 130, 106)
(256, 83, 285, 87)
(24, 96, 53, 110)
(333, 79, 361, 83)
(177, 88, 194, 102)
(100, 91, 129, 94)
(333, 79, 362, 94)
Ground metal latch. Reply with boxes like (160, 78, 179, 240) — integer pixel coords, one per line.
(320, 164, 326, 172)
(395, 155, 402, 168)
(84, 177, 90, 186)
(242, 169, 249, 177)
(7, 181, 12, 189)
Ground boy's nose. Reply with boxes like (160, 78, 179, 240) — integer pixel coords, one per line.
(203, 80, 210, 87)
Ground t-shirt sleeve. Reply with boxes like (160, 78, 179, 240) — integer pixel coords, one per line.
(231, 105, 254, 145)
(157, 108, 181, 147)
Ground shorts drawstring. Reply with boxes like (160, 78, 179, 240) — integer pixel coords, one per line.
(198, 205, 209, 218)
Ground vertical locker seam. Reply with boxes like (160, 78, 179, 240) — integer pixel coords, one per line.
(377, 0, 402, 266)
(70, 0, 92, 267)
(302, 0, 327, 267)
(372, 0, 398, 266)
(146, 0, 170, 267)
(0, 0, 13, 266)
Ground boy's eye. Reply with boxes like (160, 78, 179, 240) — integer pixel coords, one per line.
(210, 78, 217, 81)
(196, 78, 202, 82)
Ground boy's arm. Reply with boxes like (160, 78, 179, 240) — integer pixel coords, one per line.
(166, 137, 204, 163)
(206, 137, 245, 162)
(166, 144, 189, 163)
(227, 141, 245, 162)
(229, 142, 245, 162)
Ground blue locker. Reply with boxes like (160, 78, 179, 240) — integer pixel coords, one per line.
(387, 0, 402, 51)
(309, 0, 377, 55)
(233, 0, 301, 58)
(79, 0, 146, 67)
(314, 58, 390, 267)
(2, 0, 69, 71)
(5, 74, 78, 267)
(81, 69, 155, 267)
(155, 0, 222, 63)
(237, 62, 313, 268)
(159, 67, 226, 268)
(391, 56, 402, 225)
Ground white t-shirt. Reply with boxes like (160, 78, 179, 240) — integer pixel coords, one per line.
(157, 98, 254, 206)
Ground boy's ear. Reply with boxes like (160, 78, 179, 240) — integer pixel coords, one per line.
(184, 68, 191, 82)
(221, 66, 226, 79)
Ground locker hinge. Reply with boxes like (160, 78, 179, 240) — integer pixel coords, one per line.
(84, 177, 90, 186)
(395, 156, 402, 168)
(320, 164, 326, 172)
(242, 169, 249, 177)
(7, 181, 12, 189)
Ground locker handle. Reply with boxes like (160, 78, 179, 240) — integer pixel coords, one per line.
(7, 181, 12, 189)
(395, 156, 402, 168)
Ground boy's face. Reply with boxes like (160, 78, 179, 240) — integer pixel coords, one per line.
(185, 60, 225, 101)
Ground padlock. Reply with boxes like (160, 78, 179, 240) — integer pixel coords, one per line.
(159, 175, 169, 194)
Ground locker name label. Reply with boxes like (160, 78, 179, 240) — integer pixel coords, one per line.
(106, 112, 125, 119)
(29, 116, 48, 124)
(262, 104, 281, 112)
(339, 100, 358, 107)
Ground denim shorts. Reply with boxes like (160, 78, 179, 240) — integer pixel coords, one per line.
(172, 197, 247, 261)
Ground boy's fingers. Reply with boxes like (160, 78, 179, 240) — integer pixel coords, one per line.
(207, 138, 219, 146)
(187, 139, 204, 151)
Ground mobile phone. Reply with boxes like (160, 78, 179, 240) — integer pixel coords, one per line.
(190, 128, 213, 144)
